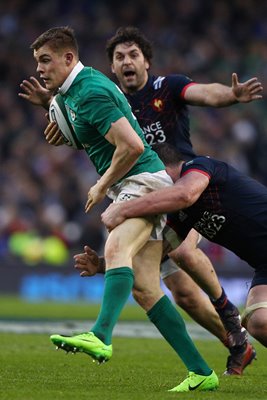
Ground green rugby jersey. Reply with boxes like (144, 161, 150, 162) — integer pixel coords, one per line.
(60, 64, 164, 179)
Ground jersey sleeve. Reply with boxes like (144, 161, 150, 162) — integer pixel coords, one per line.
(80, 95, 124, 136)
(166, 74, 197, 101)
(181, 157, 215, 180)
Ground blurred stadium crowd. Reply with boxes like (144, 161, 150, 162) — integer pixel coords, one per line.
(0, 0, 267, 272)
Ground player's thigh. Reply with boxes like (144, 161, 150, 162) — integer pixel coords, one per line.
(244, 284, 267, 328)
(246, 284, 267, 307)
(167, 228, 201, 268)
(104, 217, 153, 268)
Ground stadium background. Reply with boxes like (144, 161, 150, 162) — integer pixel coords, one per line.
(1, 0, 267, 306)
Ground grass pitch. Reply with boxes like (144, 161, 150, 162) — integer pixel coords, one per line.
(0, 333, 266, 400)
(0, 296, 147, 321)
(0, 297, 266, 399)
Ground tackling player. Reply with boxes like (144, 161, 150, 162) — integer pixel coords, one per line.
(101, 142, 267, 350)
(105, 26, 261, 374)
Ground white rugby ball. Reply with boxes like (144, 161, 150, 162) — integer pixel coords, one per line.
(49, 94, 81, 149)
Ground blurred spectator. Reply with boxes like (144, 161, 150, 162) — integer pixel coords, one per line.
(1, 0, 267, 272)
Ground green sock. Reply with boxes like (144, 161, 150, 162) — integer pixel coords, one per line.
(147, 295, 212, 375)
(91, 267, 134, 345)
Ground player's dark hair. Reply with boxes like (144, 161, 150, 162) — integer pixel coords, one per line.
(106, 26, 153, 64)
(152, 143, 184, 166)
(31, 26, 79, 56)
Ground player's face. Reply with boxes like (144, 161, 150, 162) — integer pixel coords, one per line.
(111, 43, 149, 94)
(34, 45, 71, 91)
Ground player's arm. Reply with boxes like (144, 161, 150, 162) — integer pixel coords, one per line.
(101, 171, 209, 231)
(85, 116, 144, 212)
(18, 77, 53, 109)
(184, 73, 263, 106)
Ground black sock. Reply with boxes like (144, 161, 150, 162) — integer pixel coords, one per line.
(210, 287, 239, 319)
(210, 287, 247, 350)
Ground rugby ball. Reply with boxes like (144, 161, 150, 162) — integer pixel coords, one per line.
(49, 94, 81, 149)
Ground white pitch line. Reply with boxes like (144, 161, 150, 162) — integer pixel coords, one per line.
(0, 320, 215, 340)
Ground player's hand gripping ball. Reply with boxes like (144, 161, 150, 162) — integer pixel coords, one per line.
(49, 94, 81, 149)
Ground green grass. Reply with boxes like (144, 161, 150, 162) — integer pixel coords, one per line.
(0, 334, 266, 400)
(0, 296, 265, 399)
(0, 295, 150, 321)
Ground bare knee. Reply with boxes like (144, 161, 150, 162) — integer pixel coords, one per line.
(169, 228, 200, 266)
(171, 244, 204, 273)
(104, 234, 132, 267)
(104, 239, 119, 262)
(164, 268, 203, 308)
(164, 276, 201, 311)
(173, 242, 194, 264)
(247, 318, 265, 338)
(132, 287, 162, 312)
(243, 286, 267, 346)
(173, 287, 201, 311)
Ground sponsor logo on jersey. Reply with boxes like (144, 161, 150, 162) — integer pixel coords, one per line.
(177, 210, 188, 222)
(153, 76, 165, 89)
(151, 98, 164, 112)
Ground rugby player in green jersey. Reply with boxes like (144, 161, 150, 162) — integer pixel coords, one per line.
(22, 26, 218, 392)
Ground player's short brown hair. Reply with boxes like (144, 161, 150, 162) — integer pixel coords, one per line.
(31, 26, 79, 56)
(106, 26, 153, 64)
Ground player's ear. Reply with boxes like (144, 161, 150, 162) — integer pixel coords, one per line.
(65, 52, 74, 66)
(111, 63, 115, 74)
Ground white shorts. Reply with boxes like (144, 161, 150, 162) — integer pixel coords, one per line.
(162, 224, 183, 257)
(160, 257, 181, 280)
(107, 170, 173, 240)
